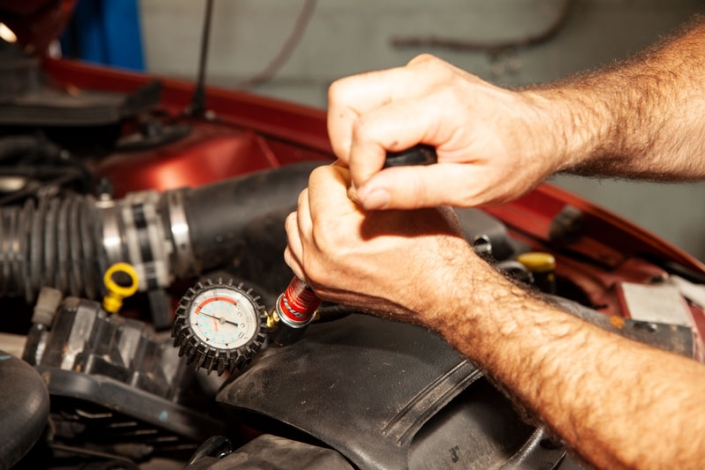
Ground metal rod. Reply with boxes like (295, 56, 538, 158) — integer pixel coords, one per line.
(188, 0, 215, 116)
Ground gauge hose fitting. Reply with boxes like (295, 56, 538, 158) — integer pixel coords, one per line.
(269, 276, 321, 346)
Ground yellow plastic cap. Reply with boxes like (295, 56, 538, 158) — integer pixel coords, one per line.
(102, 263, 140, 313)
(517, 252, 556, 273)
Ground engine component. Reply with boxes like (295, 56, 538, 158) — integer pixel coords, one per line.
(185, 434, 354, 470)
(549, 204, 584, 244)
(471, 234, 493, 257)
(32, 286, 62, 326)
(172, 278, 269, 376)
(0, 350, 50, 470)
(22, 296, 224, 456)
(186, 435, 233, 467)
(218, 313, 553, 469)
(269, 276, 321, 346)
(496, 260, 535, 285)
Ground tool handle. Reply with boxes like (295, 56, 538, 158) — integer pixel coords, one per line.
(384, 144, 438, 168)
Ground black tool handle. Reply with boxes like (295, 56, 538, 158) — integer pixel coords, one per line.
(384, 144, 438, 168)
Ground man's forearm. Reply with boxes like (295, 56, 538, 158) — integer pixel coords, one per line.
(436, 264, 705, 468)
(525, 17, 705, 181)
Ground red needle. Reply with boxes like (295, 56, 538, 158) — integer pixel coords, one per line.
(213, 317, 219, 332)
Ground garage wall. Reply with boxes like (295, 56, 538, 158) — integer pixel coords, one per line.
(139, 0, 705, 260)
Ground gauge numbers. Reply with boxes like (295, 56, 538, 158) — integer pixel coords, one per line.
(189, 287, 258, 350)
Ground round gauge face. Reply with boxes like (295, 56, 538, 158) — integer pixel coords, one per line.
(187, 286, 259, 350)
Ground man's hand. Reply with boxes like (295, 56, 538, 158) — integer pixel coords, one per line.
(330, 19, 705, 212)
(284, 164, 487, 325)
(285, 165, 705, 469)
(327, 54, 569, 210)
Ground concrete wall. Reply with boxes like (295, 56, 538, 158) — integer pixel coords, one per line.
(139, 0, 705, 259)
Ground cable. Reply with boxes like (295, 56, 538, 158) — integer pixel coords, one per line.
(237, 0, 318, 89)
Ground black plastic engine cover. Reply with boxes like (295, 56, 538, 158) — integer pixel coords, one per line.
(218, 314, 487, 469)
(186, 434, 354, 470)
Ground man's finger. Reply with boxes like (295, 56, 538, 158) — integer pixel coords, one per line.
(357, 163, 499, 210)
(285, 211, 304, 261)
(307, 166, 361, 222)
(296, 189, 313, 243)
(283, 246, 305, 281)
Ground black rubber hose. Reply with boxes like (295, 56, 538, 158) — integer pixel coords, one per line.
(0, 194, 101, 303)
(0, 351, 50, 469)
(317, 304, 355, 323)
(0, 162, 321, 303)
(183, 161, 321, 273)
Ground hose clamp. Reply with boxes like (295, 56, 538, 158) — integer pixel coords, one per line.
(165, 189, 197, 278)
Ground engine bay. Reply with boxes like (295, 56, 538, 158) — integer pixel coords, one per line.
(1, 33, 705, 470)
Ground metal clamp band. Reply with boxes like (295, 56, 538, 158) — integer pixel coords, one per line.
(165, 189, 196, 278)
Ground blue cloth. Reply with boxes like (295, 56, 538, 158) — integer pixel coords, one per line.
(60, 0, 145, 71)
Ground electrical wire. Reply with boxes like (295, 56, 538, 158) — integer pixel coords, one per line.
(237, 0, 318, 90)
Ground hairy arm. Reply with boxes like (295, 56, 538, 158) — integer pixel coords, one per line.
(439, 264, 705, 469)
(328, 17, 705, 210)
(528, 17, 705, 181)
(286, 166, 705, 469)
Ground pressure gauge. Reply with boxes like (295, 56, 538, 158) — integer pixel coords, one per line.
(172, 278, 268, 375)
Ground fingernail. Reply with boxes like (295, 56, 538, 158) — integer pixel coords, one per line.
(361, 188, 390, 210)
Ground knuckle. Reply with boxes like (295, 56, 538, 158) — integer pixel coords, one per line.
(284, 211, 297, 226)
(297, 188, 308, 208)
(408, 55, 457, 87)
(352, 117, 375, 143)
(308, 166, 329, 189)
(285, 211, 297, 231)
(327, 79, 343, 103)
(283, 246, 295, 267)
(408, 54, 446, 74)
(328, 77, 354, 105)
(407, 53, 438, 67)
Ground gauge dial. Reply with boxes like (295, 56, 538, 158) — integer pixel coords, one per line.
(190, 287, 258, 349)
(172, 278, 268, 375)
